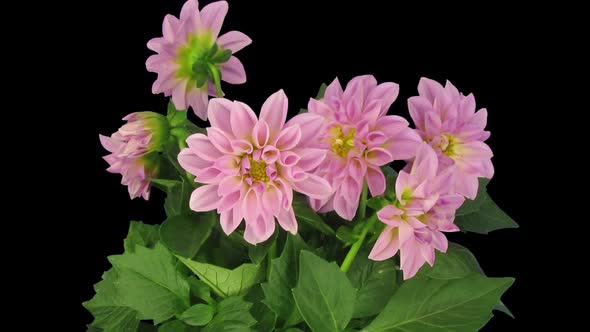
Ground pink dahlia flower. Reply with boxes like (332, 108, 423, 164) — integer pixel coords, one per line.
(178, 90, 333, 244)
(147, 0, 252, 120)
(307, 75, 422, 220)
(369, 143, 465, 279)
(408, 78, 493, 199)
(99, 112, 168, 200)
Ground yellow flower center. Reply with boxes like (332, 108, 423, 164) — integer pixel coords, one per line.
(440, 134, 459, 157)
(330, 126, 356, 158)
(249, 157, 269, 182)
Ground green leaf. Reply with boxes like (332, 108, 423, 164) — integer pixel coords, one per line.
(346, 252, 399, 318)
(363, 274, 514, 331)
(292, 251, 356, 332)
(157, 320, 192, 332)
(211, 49, 232, 63)
(108, 244, 190, 324)
(124, 221, 160, 253)
(316, 83, 328, 99)
(179, 304, 215, 326)
(248, 230, 278, 264)
(177, 257, 264, 298)
(188, 276, 215, 304)
(164, 179, 193, 218)
(382, 167, 398, 201)
(160, 212, 216, 258)
(418, 243, 514, 318)
(261, 235, 310, 327)
(245, 285, 277, 332)
(366, 196, 390, 211)
(456, 178, 490, 216)
(138, 322, 158, 332)
(283, 329, 304, 332)
(336, 226, 356, 246)
(83, 269, 140, 332)
(292, 195, 335, 236)
(202, 297, 257, 332)
(455, 195, 518, 234)
(150, 178, 183, 191)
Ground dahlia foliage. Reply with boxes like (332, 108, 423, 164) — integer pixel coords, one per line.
(87, 1, 517, 331)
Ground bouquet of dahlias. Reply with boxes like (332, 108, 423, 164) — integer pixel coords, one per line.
(85, 1, 518, 331)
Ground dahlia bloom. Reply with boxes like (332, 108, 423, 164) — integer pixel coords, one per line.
(307, 75, 422, 220)
(99, 112, 169, 200)
(147, 0, 251, 120)
(408, 78, 493, 199)
(178, 90, 333, 244)
(369, 143, 465, 279)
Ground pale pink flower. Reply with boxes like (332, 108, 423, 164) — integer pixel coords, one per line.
(147, 0, 251, 120)
(178, 90, 333, 244)
(369, 143, 465, 279)
(408, 78, 493, 199)
(307, 75, 422, 220)
(99, 112, 168, 200)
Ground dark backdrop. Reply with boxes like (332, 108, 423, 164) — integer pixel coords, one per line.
(71, 0, 547, 330)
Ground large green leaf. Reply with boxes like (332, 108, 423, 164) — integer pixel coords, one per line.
(164, 179, 193, 217)
(187, 276, 215, 304)
(455, 194, 518, 234)
(248, 230, 278, 264)
(292, 251, 356, 332)
(124, 221, 160, 253)
(177, 257, 264, 298)
(202, 296, 257, 332)
(456, 178, 490, 216)
(418, 243, 514, 318)
(157, 320, 199, 332)
(245, 285, 277, 332)
(346, 252, 399, 318)
(363, 274, 514, 332)
(108, 244, 191, 324)
(261, 235, 310, 327)
(160, 212, 216, 258)
(83, 269, 140, 332)
(292, 195, 335, 236)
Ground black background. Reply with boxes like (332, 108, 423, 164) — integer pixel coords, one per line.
(68, 0, 551, 330)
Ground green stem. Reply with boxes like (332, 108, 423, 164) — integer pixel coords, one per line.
(340, 214, 378, 272)
(207, 64, 224, 97)
(357, 182, 368, 221)
(168, 127, 195, 184)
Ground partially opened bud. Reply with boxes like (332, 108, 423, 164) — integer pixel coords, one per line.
(99, 112, 169, 200)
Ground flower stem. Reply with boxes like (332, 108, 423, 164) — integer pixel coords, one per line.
(340, 182, 373, 272)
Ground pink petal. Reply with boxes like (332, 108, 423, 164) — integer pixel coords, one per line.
(189, 184, 220, 211)
(366, 165, 386, 196)
(349, 157, 366, 179)
(454, 174, 479, 200)
(214, 155, 239, 174)
(459, 93, 477, 120)
(186, 88, 209, 120)
(366, 147, 393, 166)
(262, 184, 282, 215)
(261, 146, 280, 164)
(377, 205, 404, 223)
(208, 98, 235, 136)
(294, 148, 326, 172)
(218, 175, 244, 196)
(218, 190, 241, 212)
(368, 82, 399, 116)
(275, 125, 301, 151)
(324, 77, 343, 102)
(242, 188, 259, 225)
(221, 56, 246, 84)
(196, 166, 224, 184)
(291, 173, 333, 199)
(220, 208, 242, 235)
(384, 128, 422, 160)
(244, 213, 275, 245)
(341, 176, 362, 205)
(417, 77, 444, 104)
(368, 226, 400, 261)
(252, 119, 270, 148)
(260, 89, 288, 140)
(411, 144, 438, 182)
(162, 14, 179, 43)
(200, 1, 228, 38)
(407, 96, 432, 131)
(186, 133, 222, 161)
(99, 135, 120, 153)
(231, 139, 253, 154)
(230, 101, 257, 140)
(333, 191, 356, 221)
(180, 0, 199, 20)
(217, 31, 252, 53)
(207, 127, 233, 154)
(400, 239, 425, 279)
(285, 113, 324, 148)
(307, 98, 334, 117)
(277, 207, 298, 234)
(172, 77, 188, 111)
(274, 178, 293, 210)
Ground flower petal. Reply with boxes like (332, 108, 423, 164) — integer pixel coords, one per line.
(366, 147, 393, 166)
(417, 77, 445, 104)
(220, 208, 242, 235)
(200, 0, 228, 38)
(260, 89, 288, 140)
(366, 165, 386, 196)
(189, 184, 220, 211)
(230, 101, 257, 140)
(291, 173, 333, 199)
(285, 113, 324, 148)
(217, 31, 251, 53)
(368, 226, 400, 261)
(221, 56, 246, 84)
(275, 125, 301, 151)
(186, 133, 222, 161)
(207, 127, 233, 154)
(277, 207, 298, 234)
(252, 119, 270, 148)
(208, 98, 235, 136)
